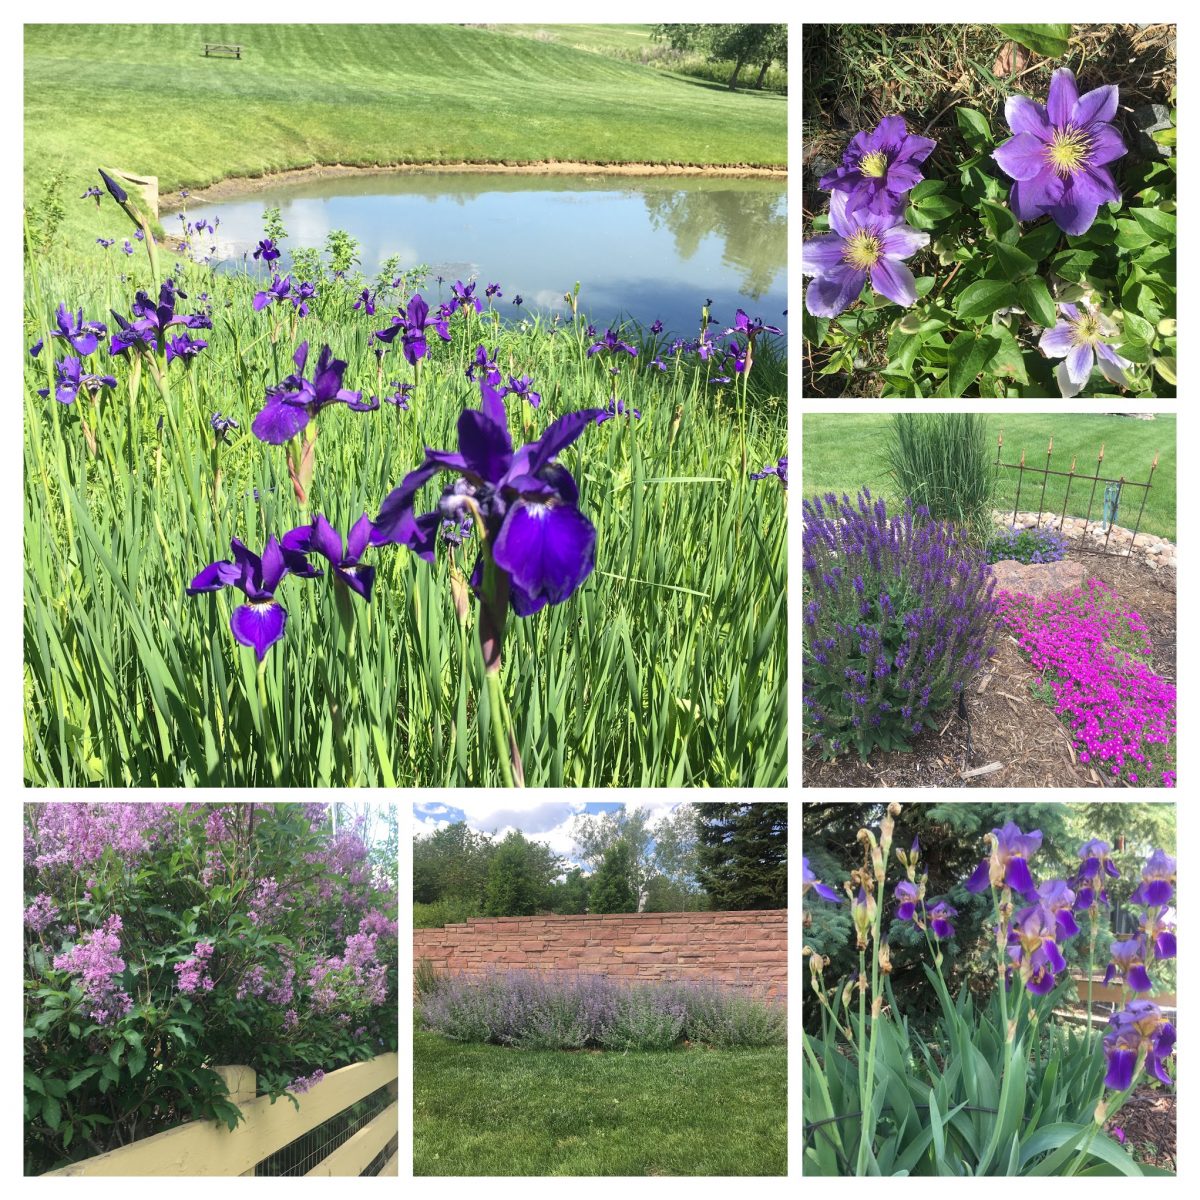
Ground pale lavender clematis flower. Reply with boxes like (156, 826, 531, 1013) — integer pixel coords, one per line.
(802, 191, 929, 317)
(1039, 301, 1132, 397)
(993, 67, 1128, 236)
(818, 115, 938, 217)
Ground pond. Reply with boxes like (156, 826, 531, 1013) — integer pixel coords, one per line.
(169, 171, 788, 340)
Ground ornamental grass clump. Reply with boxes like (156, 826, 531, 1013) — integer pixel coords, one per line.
(802, 489, 998, 759)
(998, 578, 1176, 786)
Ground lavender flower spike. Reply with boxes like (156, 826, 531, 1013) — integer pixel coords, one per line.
(818, 115, 938, 217)
(1039, 301, 1132, 398)
(993, 67, 1127, 236)
(802, 191, 929, 318)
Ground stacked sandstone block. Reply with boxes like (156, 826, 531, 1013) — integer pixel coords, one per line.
(413, 910, 787, 1000)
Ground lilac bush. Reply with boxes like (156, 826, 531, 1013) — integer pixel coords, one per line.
(802, 488, 998, 759)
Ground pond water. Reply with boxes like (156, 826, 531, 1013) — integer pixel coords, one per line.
(170, 172, 787, 340)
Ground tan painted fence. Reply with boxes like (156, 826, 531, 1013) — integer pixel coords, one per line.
(43, 1054, 398, 1177)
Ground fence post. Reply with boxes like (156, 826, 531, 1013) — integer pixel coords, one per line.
(1127, 451, 1159, 557)
(214, 1065, 257, 1177)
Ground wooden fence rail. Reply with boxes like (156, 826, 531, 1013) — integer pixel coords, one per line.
(42, 1053, 397, 1177)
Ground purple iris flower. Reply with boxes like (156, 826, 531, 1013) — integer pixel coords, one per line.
(1103, 1000, 1175, 1090)
(449, 280, 483, 314)
(291, 281, 316, 317)
(187, 536, 320, 661)
(485, 282, 503, 299)
(802, 191, 929, 317)
(650, 319, 664, 335)
(254, 238, 281, 264)
(802, 857, 842, 903)
(725, 309, 783, 339)
(371, 379, 604, 621)
(210, 413, 239, 443)
(1130, 849, 1175, 907)
(109, 281, 203, 355)
(374, 294, 451, 367)
(121, 241, 134, 255)
(596, 399, 641, 425)
(36, 357, 117, 405)
(1138, 906, 1176, 962)
(894, 880, 919, 921)
(49, 304, 107, 356)
(1039, 301, 1132, 398)
(374, 381, 413, 410)
(353, 289, 376, 316)
(992, 68, 1128, 236)
(465, 344, 500, 384)
(964, 821, 1043, 896)
(251, 342, 377, 444)
(504, 375, 541, 409)
(282, 514, 376, 601)
(1103, 938, 1153, 993)
(512, 294, 524, 307)
(929, 902, 957, 941)
(254, 274, 293, 311)
(1036, 880, 1080, 939)
(165, 333, 208, 363)
(750, 456, 788, 489)
(1007, 902, 1067, 994)
(818, 115, 938, 217)
(1074, 838, 1120, 909)
(96, 238, 115, 249)
(587, 328, 638, 358)
(81, 185, 103, 206)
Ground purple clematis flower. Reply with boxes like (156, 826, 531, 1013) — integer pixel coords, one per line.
(254, 274, 293, 311)
(1036, 879, 1081, 939)
(1103, 937, 1154, 993)
(371, 379, 604, 625)
(992, 68, 1128, 236)
(374, 294, 451, 367)
(802, 191, 929, 317)
(750, 456, 789, 489)
(49, 303, 107, 356)
(283, 513, 377, 600)
(187, 536, 320, 661)
(818, 115, 938, 217)
(1103, 1000, 1175, 1090)
(965, 821, 1043, 896)
(36, 356, 117, 405)
(802, 857, 842, 903)
(252, 342, 377, 444)
(1130, 849, 1175, 907)
(253, 238, 281, 264)
(1007, 902, 1067, 994)
(929, 902, 957, 941)
(1039, 301, 1132, 397)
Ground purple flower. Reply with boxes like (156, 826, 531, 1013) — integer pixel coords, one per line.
(187, 536, 321, 660)
(1139, 906, 1176, 962)
(353, 288, 376, 315)
(587, 328, 638, 358)
(1036, 879, 1080, 939)
(121, 240, 134, 255)
(371, 380, 604, 623)
(253, 273, 293, 311)
(23, 894, 59, 932)
(174, 941, 215, 994)
(109, 280, 205, 355)
(165, 332, 208, 363)
(81, 185, 103, 206)
(254, 238, 281, 263)
(1130, 849, 1175, 907)
(802, 191, 929, 317)
(725, 309, 783, 339)
(52, 914, 132, 1025)
(992, 68, 1128, 236)
(289, 1069, 326, 1095)
(96, 237, 115, 249)
(1103, 937, 1154, 993)
(210, 412, 239, 443)
(750, 456, 788, 489)
(650, 319, 664, 335)
(36, 356, 117, 405)
(374, 294, 450, 366)
(282, 513, 377, 600)
(595, 398, 641, 425)
(485, 282, 503, 298)
(291, 280, 317, 317)
(1074, 838, 1119, 908)
(449, 279, 482, 314)
(894, 879, 919, 920)
(1038, 301, 1132, 397)
(504, 374, 542, 409)
(928, 902, 957, 941)
(964, 821, 1042, 896)
(252, 342, 377, 444)
(1007, 902, 1067, 994)
(802, 857, 842, 903)
(512, 294, 524, 307)
(49, 303, 107, 356)
(1103, 1000, 1174, 1090)
(818, 115, 937, 217)
(374, 381, 413, 410)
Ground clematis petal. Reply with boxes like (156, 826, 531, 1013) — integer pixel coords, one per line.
(869, 258, 919, 307)
(1010, 169, 1064, 221)
(1080, 163, 1121, 206)
(1073, 84, 1119, 129)
(802, 234, 848, 277)
(1039, 321, 1075, 358)
(878, 224, 929, 260)
(1087, 124, 1128, 166)
(885, 161, 922, 193)
(1096, 345, 1131, 388)
(806, 267, 867, 317)
(870, 115, 909, 150)
(828, 189, 857, 239)
(230, 601, 287, 661)
(994, 131, 1051, 182)
(1049, 190, 1103, 237)
(1006, 94, 1051, 138)
(1047, 68, 1079, 128)
(1066, 343, 1095, 387)
(898, 132, 937, 163)
(493, 501, 597, 607)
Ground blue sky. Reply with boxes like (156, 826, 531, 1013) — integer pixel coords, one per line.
(412, 801, 685, 872)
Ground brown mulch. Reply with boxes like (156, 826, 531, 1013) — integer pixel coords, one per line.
(1106, 1085, 1176, 1173)
(802, 550, 1175, 788)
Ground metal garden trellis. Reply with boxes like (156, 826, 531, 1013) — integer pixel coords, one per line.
(994, 433, 1160, 557)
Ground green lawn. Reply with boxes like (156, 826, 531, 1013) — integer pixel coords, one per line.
(802, 413, 1177, 541)
(413, 1029, 786, 1175)
(25, 23, 787, 253)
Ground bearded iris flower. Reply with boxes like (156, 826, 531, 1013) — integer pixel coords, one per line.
(187, 537, 320, 660)
(818, 115, 938, 217)
(802, 191, 929, 318)
(1039, 301, 1132, 398)
(992, 68, 1128, 236)
(283, 514, 377, 600)
(1103, 938, 1154, 993)
(1036, 879, 1081, 939)
(1074, 838, 1120, 909)
(1139, 906, 1177, 962)
(802, 857, 842, 903)
(252, 342, 378, 444)
(928, 902, 957, 940)
(1103, 1000, 1175, 1090)
(1130, 849, 1176, 906)
(894, 880, 920, 920)
(36, 357, 117, 405)
(1007, 902, 1067, 994)
(964, 821, 1043, 896)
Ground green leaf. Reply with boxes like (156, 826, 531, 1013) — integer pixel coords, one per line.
(66, 1068, 99, 1091)
(1017, 221, 1063, 262)
(1115, 220, 1155, 251)
(909, 179, 947, 202)
(916, 194, 963, 221)
(947, 331, 1000, 396)
(980, 200, 1020, 244)
(24, 1071, 45, 1096)
(1122, 310, 1155, 344)
(1129, 207, 1177, 243)
(996, 24, 1072, 57)
(956, 107, 993, 150)
(62, 1122, 75, 1150)
(984, 326, 1030, 384)
(929, 1091, 948, 1172)
(991, 241, 1036, 281)
(956, 279, 1018, 321)
(42, 1094, 61, 1131)
(1154, 356, 1177, 385)
(1014, 276, 1057, 327)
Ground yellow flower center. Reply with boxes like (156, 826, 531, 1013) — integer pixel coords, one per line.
(1070, 314, 1103, 346)
(859, 151, 888, 178)
(842, 230, 883, 270)
(1046, 127, 1092, 177)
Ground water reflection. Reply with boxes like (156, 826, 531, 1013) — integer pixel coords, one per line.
(180, 172, 787, 338)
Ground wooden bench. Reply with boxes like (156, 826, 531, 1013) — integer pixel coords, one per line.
(203, 43, 242, 59)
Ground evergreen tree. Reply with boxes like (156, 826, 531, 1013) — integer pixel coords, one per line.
(546, 867, 591, 914)
(589, 839, 638, 913)
(483, 831, 558, 916)
(694, 803, 787, 910)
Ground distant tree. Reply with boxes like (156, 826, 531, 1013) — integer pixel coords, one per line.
(412, 820, 493, 907)
(484, 831, 550, 916)
(643, 874, 711, 913)
(546, 867, 591, 914)
(571, 808, 654, 908)
(650, 804, 704, 910)
(589, 839, 638, 914)
(694, 803, 787, 909)
(652, 23, 786, 90)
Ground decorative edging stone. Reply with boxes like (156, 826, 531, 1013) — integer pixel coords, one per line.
(993, 511, 1177, 572)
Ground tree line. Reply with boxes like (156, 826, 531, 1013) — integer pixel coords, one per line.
(652, 24, 787, 91)
(414, 804, 787, 924)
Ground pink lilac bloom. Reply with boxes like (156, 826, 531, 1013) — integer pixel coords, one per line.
(818, 114, 938, 217)
(1039, 300, 1132, 398)
(283, 1008, 299, 1032)
(24, 894, 60, 932)
(992, 68, 1128, 236)
(30, 803, 179, 874)
(290, 1069, 326, 1094)
(175, 941, 215, 994)
(53, 915, 132, 1024)
(802, 190, 929, 317)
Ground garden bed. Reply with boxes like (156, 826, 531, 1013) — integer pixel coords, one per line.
(802, 548, 1174, 787)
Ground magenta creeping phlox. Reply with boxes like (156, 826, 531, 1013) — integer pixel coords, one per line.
(998, 578, 1175, 786)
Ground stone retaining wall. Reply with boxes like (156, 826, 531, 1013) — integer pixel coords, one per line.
(413, 910, 787, 1000)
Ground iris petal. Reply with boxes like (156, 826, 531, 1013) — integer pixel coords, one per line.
(964, 859, 991, 894)
(1005, 857, 1035, 895)
(1104, 1048, 1137, 1091)
(230, 601, 287, 661)
(493, 501, 596, 607)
